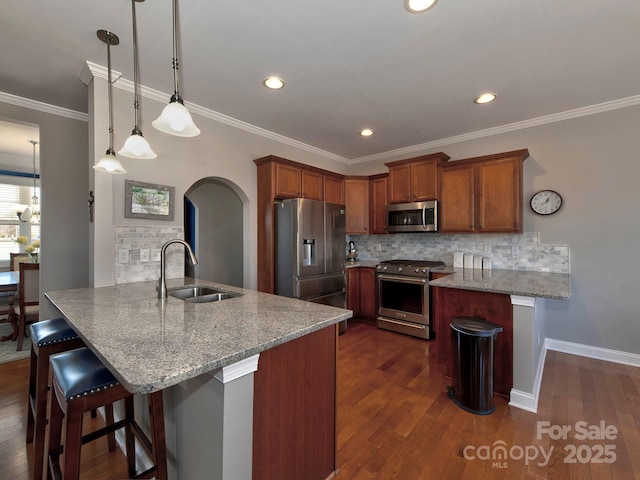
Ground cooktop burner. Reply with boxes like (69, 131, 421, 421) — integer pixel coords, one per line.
(376, 259, 444, 277)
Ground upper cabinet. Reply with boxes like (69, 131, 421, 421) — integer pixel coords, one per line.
(369, 174, 388, 235)
(324, 175, 344, 205)
(439, 149, 529, 233)
(386, 153, 450, 204)
(344, 177, 369, 234)
(274, 162, 324, 200)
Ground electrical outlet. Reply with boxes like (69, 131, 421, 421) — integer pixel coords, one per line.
(511, 245, 519, 256)
(140, 249, 150, 263)
(151, 249, 161, 262)
(117, 248, 129, 264)
(483, 244, 491, 255)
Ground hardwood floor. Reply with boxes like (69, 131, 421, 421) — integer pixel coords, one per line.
(337, 321, 640, 480)
(1, 321, 639, 479)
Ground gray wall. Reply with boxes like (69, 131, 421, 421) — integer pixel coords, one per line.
(347, 104, 640, 355)
(186, 179, 244, 287)
(0, 101, 89, 319)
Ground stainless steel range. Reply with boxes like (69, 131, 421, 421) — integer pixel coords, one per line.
(376, 259, 444, 339)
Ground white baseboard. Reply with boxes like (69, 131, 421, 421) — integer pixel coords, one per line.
(509, 339, 640, 414)
(509, 342, 549, 414)
(545, 338, 640, 368)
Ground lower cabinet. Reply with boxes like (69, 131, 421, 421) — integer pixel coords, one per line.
(253, 325, 337, 480)
(434, 287, 513, 398)
(346, 267, 377, 321)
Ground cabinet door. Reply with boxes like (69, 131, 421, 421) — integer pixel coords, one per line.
(387, 164, 412, 204)
(275, 163, 301, 198)
(411, 159, 438, 202)
(439, 164, 476, 233)
(346, 268, 360, 316)
(344, 178, 369, 234)
(369, 175, 388, 234)
(324, 176, 344, 205)
(301, 170, 323, 200)
(358, 268, 377, 320)
(477, 157, 522, 232)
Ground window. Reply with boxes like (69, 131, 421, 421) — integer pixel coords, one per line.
(0, 176, 40, 264)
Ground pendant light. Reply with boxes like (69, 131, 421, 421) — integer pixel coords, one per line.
(152, 0, 200, 137)
(94, 30, 127, 174)
(17, 140, 40, 223)
(119, 0, 157, 159)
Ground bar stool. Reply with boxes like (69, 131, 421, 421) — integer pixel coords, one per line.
(47, 347, 167, 480)
(26, 318, 111, 480)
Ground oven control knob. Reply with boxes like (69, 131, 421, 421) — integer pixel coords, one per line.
(397, 267, 402, 272)
(422, 269, 428, 273)
(415, 268, 420, 273)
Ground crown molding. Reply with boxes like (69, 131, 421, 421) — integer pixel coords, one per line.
(79, 61, 640, 166)
(80, 61, 349, 165)
(0, 91, 88, 123)
(350, 94, 640, 164)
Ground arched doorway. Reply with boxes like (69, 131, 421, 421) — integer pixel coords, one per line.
(184, 178, 244, 288)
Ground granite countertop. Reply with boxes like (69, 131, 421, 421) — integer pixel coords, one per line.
(45, 278, 352, 394)
(345, 260, 379, 268)
(429, 267, 571, 300)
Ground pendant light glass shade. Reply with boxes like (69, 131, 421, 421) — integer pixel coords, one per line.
(94, 30, 127, 174)
(153, 0, 200, 137)
(119, 0, 157, 159)
(17, 139, 40, 222)
(94, 150, 127, 174)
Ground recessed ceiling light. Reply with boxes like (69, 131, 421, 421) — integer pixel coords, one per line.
(360, 128, 374, 137)
(474, 93, 497, 104)
(263, 76, 285, 90)
(404, 0, 439, 13)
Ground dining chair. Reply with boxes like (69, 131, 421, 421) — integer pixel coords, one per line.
(9, 262, 39, 351)
(10, 252, 30, 271)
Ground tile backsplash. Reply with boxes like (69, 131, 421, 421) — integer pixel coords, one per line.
(114, 226, 185, 284)
(347, 232, 570, 274)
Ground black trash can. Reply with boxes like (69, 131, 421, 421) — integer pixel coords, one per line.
(447, 317, 503, 415)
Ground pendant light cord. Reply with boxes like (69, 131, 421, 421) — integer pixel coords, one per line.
(106, 34, 116, 155)
(171, 0, 182, 102)
(132, 0, 141, 131)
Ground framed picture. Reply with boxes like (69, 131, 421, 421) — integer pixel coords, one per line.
(125, 180, 175, 221)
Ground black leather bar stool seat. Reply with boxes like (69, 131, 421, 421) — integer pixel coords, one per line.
(47, 347, 167, 480)
(26, 318, 106, 480)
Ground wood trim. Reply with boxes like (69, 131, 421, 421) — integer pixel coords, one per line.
(253, 155, 344, 179)
(442, 148, 529, 167)
(384, 151, 450, 168)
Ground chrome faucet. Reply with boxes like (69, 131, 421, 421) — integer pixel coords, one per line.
(158, 239, 199, 300)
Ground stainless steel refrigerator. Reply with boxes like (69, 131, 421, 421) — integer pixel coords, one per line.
(275, 198, 347, 329)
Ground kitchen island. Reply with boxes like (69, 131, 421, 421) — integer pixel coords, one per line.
(429, 267, 571, 413)
(45, 278, 352, 480)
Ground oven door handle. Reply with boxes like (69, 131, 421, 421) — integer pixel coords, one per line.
(377, 273, 427, 285)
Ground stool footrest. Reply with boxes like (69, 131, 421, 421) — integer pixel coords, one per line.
(82, 418, 127, 445)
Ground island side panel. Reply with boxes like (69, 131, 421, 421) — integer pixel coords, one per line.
(253, 324, 337, 480)
(434, 288, 513, 398)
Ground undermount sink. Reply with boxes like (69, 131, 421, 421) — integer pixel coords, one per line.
(168, 285, 243, 303)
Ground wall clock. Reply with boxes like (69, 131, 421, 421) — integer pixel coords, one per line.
(530, 190, 562, 215)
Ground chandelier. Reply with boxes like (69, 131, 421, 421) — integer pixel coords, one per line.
(17, 140, 40, 223)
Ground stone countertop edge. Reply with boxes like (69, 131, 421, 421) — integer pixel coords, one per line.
(45, 278, 352, 395)
(428, 267, 571, 300)
(345, 260, 379, 268)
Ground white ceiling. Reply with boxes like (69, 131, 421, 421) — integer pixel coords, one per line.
(1, 0, 639, 162)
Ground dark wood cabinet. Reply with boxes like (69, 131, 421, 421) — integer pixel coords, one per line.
(253, 324, 337, 480)
(324, 175, 344, 205)
(434, 287, 513, 398)
(344, 177, 369, 234)
(439, 149, 528, 233)
(369, 174, 388, 234)
(274, 163, 324, 200)
(346, 267, 377, 321)
(386, 153, 450, 204)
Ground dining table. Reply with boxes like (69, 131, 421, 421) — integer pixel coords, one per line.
(0, 270, 20, 342)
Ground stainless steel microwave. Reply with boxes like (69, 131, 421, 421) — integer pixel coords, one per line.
(386, 201, 438, 233)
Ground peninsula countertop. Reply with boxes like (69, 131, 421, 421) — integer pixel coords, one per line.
(45, 278, 352, 394)
(429, 267, 571, 300)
